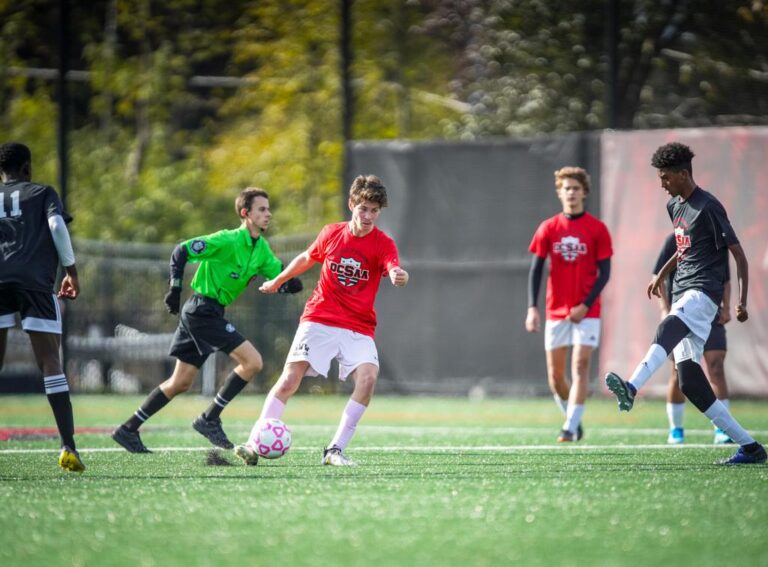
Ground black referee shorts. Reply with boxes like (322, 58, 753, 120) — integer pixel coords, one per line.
(168, 294, 246, 368)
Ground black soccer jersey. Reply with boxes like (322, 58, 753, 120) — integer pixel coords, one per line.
(653, 231, 729, 314)
(0, 181, 67, 292)
(666, 187, 737, 306)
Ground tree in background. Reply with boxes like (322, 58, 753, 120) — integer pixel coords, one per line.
(1, 0, 766, 240)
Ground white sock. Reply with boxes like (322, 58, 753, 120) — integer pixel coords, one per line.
(714, 399, 729, 430)
(666, 403, 685, 429)
(704, 400, 754, 446)
(629, 344, 668, 391)
(563, 404, 584, 434)
(553, 394, 568, 416)
(328, 399, 367, 451)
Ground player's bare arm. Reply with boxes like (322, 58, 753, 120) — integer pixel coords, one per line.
(719, 280, 732, 324)
(728, 243, 749, 322)
(260, 250, 316, 294)
(654, 276, 671, 318)
(389, 266, 409, 287)
(648, 254, 678, 299)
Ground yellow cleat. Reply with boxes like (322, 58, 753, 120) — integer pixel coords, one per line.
(58, 446, 85, 473)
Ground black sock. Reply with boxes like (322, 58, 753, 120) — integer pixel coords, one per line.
(123, 387, 171, 431)
(203, 371, 248, 421)
(46, 391, 75, 450)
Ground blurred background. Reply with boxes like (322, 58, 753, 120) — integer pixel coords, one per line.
(1, 0, 766, 397)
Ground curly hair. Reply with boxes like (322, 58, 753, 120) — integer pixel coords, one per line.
(349, 174, 388, 208)
(651, 142, 695, 174)
(0, 142, 32, 174)
(554, 166, 591, 194)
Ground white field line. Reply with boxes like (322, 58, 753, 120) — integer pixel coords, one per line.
(0, 444, 744, 455)
(16, 424, 768, 436)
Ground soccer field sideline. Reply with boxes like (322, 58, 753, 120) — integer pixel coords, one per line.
(0, 442, 752, 455)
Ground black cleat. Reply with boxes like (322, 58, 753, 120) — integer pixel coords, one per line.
(576, 423, 584, 441)
(192, 415, 234, 449)
(111, 426, 152, 453)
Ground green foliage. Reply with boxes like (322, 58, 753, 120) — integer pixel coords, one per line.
(1, 0, 766, 241)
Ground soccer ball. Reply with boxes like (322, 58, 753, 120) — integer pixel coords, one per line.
(252, 418, 292, 459)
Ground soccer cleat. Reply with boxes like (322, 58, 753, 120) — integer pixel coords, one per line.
(192, 415, 234, 449)
(111, 426, 152, 453)
(322, 446, 357, 467)
(713, 428, 734, 445)
(233, 444, 259, 466)
(717, 443, 767, 465)
(557, 429, 575, 443)
(58, 446, 85, 473)
(667, 427, 684, 445)
(605, 372, 636, 412)
(576, 424, 584, 441)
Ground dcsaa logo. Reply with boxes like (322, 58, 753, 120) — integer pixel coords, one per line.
(553, 236, 587, 262)
(330, 256, 369, 287)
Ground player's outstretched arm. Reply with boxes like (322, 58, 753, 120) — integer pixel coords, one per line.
(729, 243, 749, 322)
(389, 266, 409, 287)
(261, 251, 316, 294)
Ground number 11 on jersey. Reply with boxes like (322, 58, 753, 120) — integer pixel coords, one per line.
(0, 190, 22, 218)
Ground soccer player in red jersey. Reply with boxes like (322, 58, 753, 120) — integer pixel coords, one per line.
(235, 175, 409, 466)
(526, 167, 613, 442)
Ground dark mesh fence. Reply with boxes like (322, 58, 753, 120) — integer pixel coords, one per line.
(1, 235, 317, 395)
(349, 133, 602, 396)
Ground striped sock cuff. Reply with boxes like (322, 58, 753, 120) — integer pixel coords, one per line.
(44, 374, 69, 395)
(134, 408, 150, 422)
(213, 394, 229, 409)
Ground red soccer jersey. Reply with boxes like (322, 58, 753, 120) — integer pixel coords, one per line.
(301, 222, 400, 337)
(528, 212, 613, 320)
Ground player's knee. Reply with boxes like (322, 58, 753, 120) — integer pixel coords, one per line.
(242, 353, 263, 377)
(677, 360, 716, 412)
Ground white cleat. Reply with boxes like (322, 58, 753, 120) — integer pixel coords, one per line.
(322, 446, 357, 467)
(234, 444, 259, 466)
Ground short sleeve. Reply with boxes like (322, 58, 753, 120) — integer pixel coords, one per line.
(528, 221, 550, 258)
(595, 221, 613, 261)
(380, 235, 400, 273)
(653, 234, 676, 275)
(708, 201, 739, 250)
(43, 186, 64, 219)
(183, 229, 231, 260)
(307, 225, 333, 263)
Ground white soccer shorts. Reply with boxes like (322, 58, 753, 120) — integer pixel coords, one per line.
(669, 289, 718, 364)
(544, 317, 601, 351)
(285, 321, 379, 380)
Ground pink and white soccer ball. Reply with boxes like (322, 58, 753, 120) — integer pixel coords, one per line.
(251, 418, 292, 459)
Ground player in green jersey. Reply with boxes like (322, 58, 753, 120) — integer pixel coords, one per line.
(111, 188, 302, 453)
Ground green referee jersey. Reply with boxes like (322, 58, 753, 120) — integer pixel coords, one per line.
(182, 226, 282, 306)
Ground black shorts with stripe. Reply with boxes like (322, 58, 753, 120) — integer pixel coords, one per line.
(0, 284, 62, 334)
(168, 294, 246, 368)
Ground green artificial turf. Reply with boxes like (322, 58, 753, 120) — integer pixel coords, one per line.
(1, 395, 766, 566)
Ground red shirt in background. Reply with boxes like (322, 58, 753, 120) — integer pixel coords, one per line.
(302, 222, 400, 337)
(528, 212, 613, 320)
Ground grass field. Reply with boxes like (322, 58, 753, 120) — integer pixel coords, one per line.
(1, 394, 767, 567)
